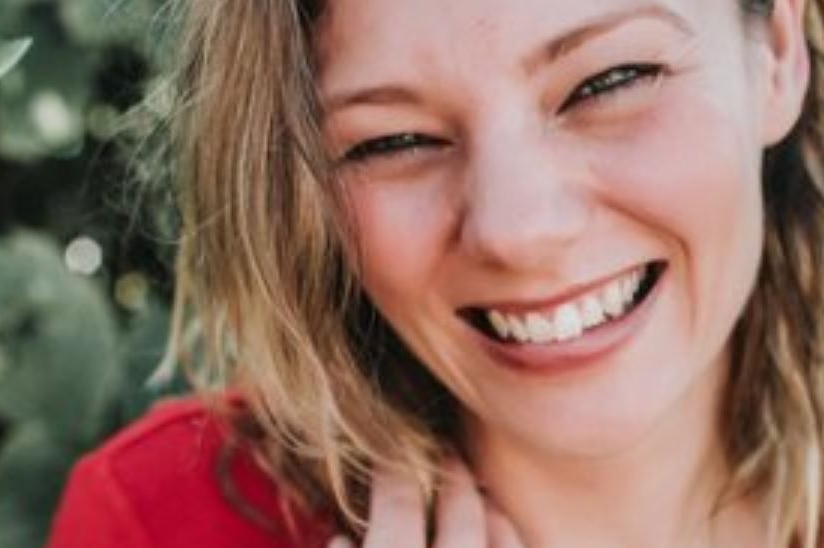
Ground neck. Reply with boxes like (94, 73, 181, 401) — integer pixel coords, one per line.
(464, 359, 767, 548)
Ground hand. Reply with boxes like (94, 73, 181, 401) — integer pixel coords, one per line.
(327, 459, 525, 548)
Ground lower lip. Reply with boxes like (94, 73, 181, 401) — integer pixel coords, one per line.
(472, 270, 666, 377)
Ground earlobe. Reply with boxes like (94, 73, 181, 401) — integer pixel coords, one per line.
(761, 0, 811, 145)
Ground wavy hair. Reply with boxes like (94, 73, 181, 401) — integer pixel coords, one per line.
(160, 0, 824, 545)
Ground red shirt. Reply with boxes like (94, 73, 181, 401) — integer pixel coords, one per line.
(48, 397, 332, 548)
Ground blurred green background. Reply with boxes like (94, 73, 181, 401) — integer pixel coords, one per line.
(0, 1, 186, 546)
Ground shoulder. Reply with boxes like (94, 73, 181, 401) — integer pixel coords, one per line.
(48, 396, 332, 548)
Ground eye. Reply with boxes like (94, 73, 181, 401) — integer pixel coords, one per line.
(341, 132, 449, 164)
(559, 63, 665, 112)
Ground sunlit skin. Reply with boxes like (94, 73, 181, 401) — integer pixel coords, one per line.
(318, 0, 808, 546)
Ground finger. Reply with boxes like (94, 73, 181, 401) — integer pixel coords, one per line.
(432, 459, 486, 548)
(362, 467, 426, 548)
(486, 502, 527, 548)
(327, 535, 357, 548)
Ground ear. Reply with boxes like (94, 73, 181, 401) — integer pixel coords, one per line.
(761, 0, 810, 145)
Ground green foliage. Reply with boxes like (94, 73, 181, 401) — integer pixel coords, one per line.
(0, 2, 182, 547)
(0, 0, 165, 160)
(0, 424, 74, 548)
(0, 38, 31, 80)
(0, 233, 121, 443)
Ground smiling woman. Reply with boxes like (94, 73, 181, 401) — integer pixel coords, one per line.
(48, 0, 824, 547)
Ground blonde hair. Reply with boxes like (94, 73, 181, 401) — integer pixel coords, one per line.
(157, 0, 824, 544)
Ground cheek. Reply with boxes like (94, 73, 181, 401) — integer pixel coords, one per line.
(589, 91, 764, 331)
(346, 179, 455, 309)
(596, 95, 760, 237)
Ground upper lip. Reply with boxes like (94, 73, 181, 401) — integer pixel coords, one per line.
(458, 262, 655, 315)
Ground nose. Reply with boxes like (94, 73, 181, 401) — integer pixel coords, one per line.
(459, 132, 593, 271)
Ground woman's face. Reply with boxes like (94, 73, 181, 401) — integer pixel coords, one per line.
(318, 0, 790, 457)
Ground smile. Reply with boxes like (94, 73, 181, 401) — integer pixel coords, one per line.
(463, 261, 666, 346)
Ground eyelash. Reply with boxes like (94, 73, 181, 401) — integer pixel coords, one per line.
(559, 62, 664, 112)
(341, 62, 665, 164)
(343, 132, 448, 164)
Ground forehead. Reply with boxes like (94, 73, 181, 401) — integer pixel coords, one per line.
(315, 0, 714, 84)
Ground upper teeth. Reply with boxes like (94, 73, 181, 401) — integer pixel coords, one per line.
(486, 267, 645, 344)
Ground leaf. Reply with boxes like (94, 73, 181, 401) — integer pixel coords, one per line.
(0, 38, 31, 80)
(0, 232, 124, 445)
(0, 24, 92, 160)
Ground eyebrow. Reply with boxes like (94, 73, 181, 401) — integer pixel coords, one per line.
(324, 85, 422, 114)
(323, 3, 694, 113)
(522, 4, 694, 75)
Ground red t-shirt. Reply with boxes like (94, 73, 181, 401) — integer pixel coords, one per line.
(47, 397, 332, 548)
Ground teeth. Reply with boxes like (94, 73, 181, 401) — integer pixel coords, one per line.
(508, 315, 529, 343)
(621, 279, 632, 303)
(581, 295, 606, 328)
(525, 313, 554, 343)
(553, 304, 583, 341)
(483, 265, 651, 344)
(621, 272, 641, 304)
(488, 310, 510, 339)
(601, 281, 625, 318)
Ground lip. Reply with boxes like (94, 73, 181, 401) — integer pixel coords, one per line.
(468, 264, 667, 377)
(461, 263, 650, 316)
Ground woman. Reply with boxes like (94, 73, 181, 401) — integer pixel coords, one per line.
(49, 0, 824, 546)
